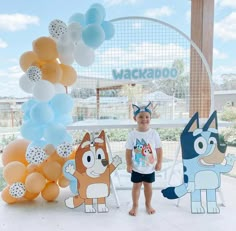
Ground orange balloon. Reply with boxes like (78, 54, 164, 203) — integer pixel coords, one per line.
(47, 151, 66, 166)
(59, 64, 77, 86)
(33, 36, 58, 61)
(1, 186, 17, 204)
(42, 161, 62, 181)
(25, 172, 46, 194)
(41, 61, 62, 83)
(2, 139, 29, 166)
(19, 51, 39, 72)
(24, 190, 39, 201)
(3, 161, 26, 184)
(27, 163, 39, 173)
(41, 182, 60, 201)
(58, 175, 70, 188)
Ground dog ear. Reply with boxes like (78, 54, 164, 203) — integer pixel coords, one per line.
(203, 110, 218, 131)
(183, 112, 199, 133)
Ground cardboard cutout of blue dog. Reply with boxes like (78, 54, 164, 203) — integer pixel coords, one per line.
(162, 111, 236, 214)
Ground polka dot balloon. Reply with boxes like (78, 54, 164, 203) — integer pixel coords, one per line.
(26, 66, 42, 82)
(9, 182, 26, 198)
(49, 19, 67, 39)
(56, 142, 73, 158)
(26, 146, 48, 164)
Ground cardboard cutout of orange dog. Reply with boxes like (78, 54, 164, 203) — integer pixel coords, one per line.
(64, 130, 122, 212)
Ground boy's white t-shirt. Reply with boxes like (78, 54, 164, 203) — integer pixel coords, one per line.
(125, 128, 162, 174)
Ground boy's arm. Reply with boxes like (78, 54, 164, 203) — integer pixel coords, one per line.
(126, 149, 133, 173)
(155, 147, 163, 171)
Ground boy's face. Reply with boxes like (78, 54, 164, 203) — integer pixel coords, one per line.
(134, 111, 151, 130)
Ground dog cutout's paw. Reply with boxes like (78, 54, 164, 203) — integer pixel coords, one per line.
(98, 203, 109, 213)
(85, 204, 96, 213)
(65, 197, 75, 209)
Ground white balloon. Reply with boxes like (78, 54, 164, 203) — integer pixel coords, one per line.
(26, 146, 48, 164)
(54, 83, 66, 94)
(19, 74, 35, 93)
(33, 80, 55, 102)
(48, 19, 67, 39)
(74, 42, 95, 67)
(67, 22, 82, 42)
(57, 40, 74, 57)
(9, 182, 26, 198)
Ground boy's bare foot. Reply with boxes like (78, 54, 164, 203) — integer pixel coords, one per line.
(129, 206, 138, 216)
(146, 205, 155, 215)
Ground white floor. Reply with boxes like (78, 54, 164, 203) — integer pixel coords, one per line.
(0, 174, 236, 231)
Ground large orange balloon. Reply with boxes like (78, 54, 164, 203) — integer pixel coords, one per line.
(41, 61, 62, 83)
(19, 51, 39, 72)
(24, 190, 39, 201)
(58, 175, 70, 188)
(47, 151, 66, 166)
(42, 160, 62, 181)
(3, 161, 26, 184)
(59, 64, 77, 86)
(33, 37, 58, 61)
(2, 139, 29, 166)
(41, 182, 60, 201)
(25, 172, 46, 194)
(1, 186, 17, 204)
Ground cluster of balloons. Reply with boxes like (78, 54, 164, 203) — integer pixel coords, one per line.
(49, 3, 115, 67)
(1, 3, 115, 204)
(1, 139, 76, 203)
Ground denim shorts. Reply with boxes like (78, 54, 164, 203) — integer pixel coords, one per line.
(131, 170, 155, 183)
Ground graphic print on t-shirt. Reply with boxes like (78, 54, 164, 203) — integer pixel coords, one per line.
(133, 139, 154, 167)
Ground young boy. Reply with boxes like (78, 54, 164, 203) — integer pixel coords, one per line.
(125, 102, 163, 216)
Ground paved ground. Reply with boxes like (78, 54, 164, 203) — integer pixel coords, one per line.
(0, 174, 236, 231)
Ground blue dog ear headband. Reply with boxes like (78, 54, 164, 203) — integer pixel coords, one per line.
(132, 102, 152, 117)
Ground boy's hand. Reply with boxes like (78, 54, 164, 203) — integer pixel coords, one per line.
(126, 164, 133, 173)
(155, 162, 162, 171)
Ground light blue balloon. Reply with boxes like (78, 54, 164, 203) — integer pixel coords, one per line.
(82, 24, 105, 49)
(50, 94, 74, 115)
(101, 21, 115, 40)
(28, 139, 47, 148)
(85, 7, 103, 25)
(90, 3, 106, 20)
(55, 114, 73, 125)
(21, 98, 38, 112)
(68, 13, 85, 27)
(30, 102, 54, 124)
(20, 121, 44, 141)
(44, 123, 66, 146)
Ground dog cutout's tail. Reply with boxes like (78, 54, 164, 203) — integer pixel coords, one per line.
(161, 183, 188, 199)
(65, 195, 85, 209)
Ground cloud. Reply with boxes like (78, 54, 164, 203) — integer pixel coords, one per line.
(214, 12, 236, 41)
(144, 6, 173, 19)
(97, 42, 189, 67)
(218, 0, 236, 8)
(0, 13, 40, 31)
(103, 0, 140, 6)
(213, 48, 228, 59)
(0, 38, 8, 48)
(213, 64, 236, 83)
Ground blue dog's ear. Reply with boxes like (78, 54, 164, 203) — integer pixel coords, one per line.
(203, 110, 218, 131)
(183, 112, 199, 133)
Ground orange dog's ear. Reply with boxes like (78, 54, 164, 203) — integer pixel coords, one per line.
(81, 132, 90, 144)
(98, 130, 105, 140)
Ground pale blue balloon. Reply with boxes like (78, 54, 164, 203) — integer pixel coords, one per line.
(90, 3, 106, 20)
(50, 93, 74, 115)
(101, 21, 115, 40)
(68, 13, 85, 27)
(55, 114, 73, 125)
(44, 123, 66, 146)
(30, 102, 54, 124)
(82, 24, 105, 49)
(85, 7, 103, 25)
(20, 121, 44, 141)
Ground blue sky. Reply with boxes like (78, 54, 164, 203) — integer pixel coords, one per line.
(0, 0, 235, 97)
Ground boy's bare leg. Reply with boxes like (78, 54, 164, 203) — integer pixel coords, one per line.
(143, 182, 155, 214)
(129, 182, 142, 216)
